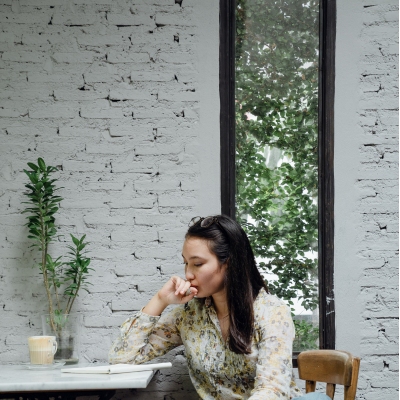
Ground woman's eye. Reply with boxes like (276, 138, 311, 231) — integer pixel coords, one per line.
(194, 263, 203, 267)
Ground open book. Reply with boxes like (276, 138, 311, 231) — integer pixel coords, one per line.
(61, 362, 172, 374)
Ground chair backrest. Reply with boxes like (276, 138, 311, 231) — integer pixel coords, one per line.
(297, 350, 360, 400)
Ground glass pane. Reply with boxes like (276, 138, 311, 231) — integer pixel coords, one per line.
(235, 0, 320, 351)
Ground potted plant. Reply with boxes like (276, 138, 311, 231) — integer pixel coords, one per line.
(22, 158, 93, 363)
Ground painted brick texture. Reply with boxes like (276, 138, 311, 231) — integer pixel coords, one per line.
(0, 0, 217, 398)
(347, 1, 398, 399)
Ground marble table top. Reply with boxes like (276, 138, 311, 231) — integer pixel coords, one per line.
(0, 364, 156, 393)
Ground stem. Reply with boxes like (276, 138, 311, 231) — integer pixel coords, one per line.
(53, 278, 61, 311)
(65, 296, 71, 315)
(65, 275, 81, 315)
(42, 241, 56, 332)
(39, 188, 56, 333)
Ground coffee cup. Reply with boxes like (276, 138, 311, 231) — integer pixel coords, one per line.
(28, 336, 57, 365)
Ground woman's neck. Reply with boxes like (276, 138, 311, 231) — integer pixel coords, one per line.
(211, 290, 229, 318)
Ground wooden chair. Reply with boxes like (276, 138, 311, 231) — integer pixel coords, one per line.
(297, 350, 361, 400)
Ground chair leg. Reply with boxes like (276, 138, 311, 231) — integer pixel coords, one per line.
(306, 380, 317, 393)
(326, 383, 335, 399)
(344, 357, 361, 400)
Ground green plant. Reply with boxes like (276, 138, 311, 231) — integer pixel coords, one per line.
(22, 158, 93, 331)
(235, 0, 319, 312)
(293, 319, 319, 352)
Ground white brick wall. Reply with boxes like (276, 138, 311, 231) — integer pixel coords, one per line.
(335, 1, 398, 399)
(0, 0, 219, 398)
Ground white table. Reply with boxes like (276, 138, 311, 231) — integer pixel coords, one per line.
(0, 364, 157, 400)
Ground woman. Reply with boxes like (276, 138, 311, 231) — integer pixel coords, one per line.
(109, 215, 328, 400)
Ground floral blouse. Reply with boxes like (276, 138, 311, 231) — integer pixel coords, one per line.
(109, 289, 302, 400)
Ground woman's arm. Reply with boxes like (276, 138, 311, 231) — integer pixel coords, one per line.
(108, 305, 182, 364)
(249, 296, 296, 400)
(108, 276, 198, 364)
(142, 275, 197, 316)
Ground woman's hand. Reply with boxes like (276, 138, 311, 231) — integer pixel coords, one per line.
(142, 276, 198, 317)
(158, 276, 198, 306)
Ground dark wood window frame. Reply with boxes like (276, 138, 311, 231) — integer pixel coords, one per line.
(219, 0, 336, 352)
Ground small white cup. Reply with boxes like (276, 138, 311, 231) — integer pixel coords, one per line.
(28, 336, 57, 365)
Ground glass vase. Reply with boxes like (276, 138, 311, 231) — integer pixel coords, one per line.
(42, 313, 82, 365)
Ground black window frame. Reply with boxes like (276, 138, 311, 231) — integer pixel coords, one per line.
(219, 0, 336, 353)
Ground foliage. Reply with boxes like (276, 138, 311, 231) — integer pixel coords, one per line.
(63, 234, 92, 313)
(22, 158, 93, 329)
(293, 319, 319, 351)
(235, 0, 319, 311)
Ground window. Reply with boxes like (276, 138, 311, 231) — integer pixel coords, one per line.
(220, 0, 336, 352)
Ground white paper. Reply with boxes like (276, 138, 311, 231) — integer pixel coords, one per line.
(61, 362, 172, 374)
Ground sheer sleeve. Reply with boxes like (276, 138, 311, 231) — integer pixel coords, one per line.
(249, 298, 296, 400)
(108, 305, 183, 364)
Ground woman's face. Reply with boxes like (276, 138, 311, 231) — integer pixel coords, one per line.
(182, 237, 227, 299)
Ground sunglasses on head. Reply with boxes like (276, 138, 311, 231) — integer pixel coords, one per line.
(188, 216, 220, 228)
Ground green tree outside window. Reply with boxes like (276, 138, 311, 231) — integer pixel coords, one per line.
(235, 0, 320, 350)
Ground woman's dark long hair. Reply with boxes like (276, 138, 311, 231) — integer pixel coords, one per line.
(186, 215, 268, 354)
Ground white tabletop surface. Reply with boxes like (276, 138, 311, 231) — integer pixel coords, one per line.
(0, 364, 156, 393)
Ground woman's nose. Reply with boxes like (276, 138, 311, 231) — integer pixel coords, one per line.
(185, 268, 195, 281)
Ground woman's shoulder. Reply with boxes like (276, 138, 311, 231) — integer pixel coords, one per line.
(254, 289, 291, 314)
(253, 289, 294, 339)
